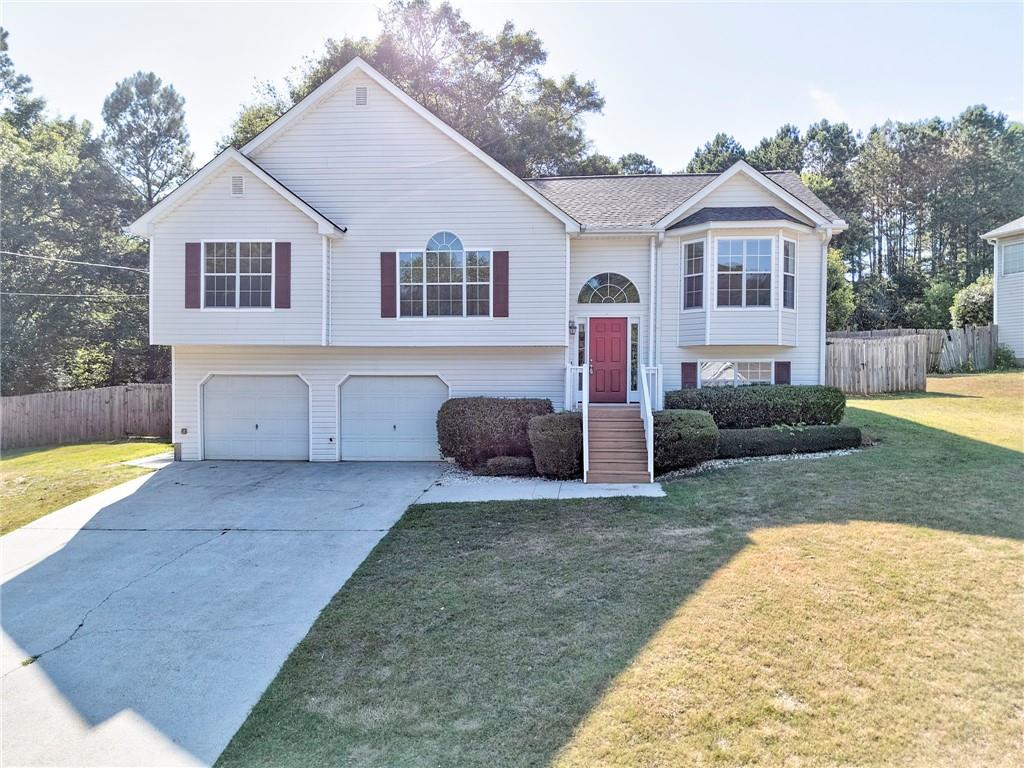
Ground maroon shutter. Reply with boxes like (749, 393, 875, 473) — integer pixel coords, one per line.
(274, 242, 291, 308)
(380, 252, 397, 318)
(185, 242, 201, 308)
(493, 250, 509, 317)
(774, 361, 791, 385)
(681, 362, 698, 389)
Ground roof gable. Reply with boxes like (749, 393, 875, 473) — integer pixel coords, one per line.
(129, 148, 345, 237)
(241, 58, 579, 232)
(655, 161, 838, 231)
(526, 163, 843, 232)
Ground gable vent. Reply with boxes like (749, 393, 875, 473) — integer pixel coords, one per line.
(355, 86, 368, 106)
(230, 175, 244, 196)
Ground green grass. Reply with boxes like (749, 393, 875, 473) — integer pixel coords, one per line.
(0, 440, 171, 534)
(217, 373, 1023, 768)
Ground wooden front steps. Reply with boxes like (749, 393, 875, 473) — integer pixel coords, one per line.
(587, 404, 651, 484)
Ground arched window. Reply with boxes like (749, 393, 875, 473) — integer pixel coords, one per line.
(426, 231, 464, 253)
(398, 231, 491, 317)
(577, 273, 640, 304)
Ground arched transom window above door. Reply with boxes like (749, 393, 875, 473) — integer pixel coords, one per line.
(577, 273, 640, 304)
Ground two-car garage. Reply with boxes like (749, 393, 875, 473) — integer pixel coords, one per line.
(200, 374, 448, 461)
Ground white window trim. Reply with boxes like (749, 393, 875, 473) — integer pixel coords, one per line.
(200, 240, 275, 312)
(681, 238, 705, 313)
(713, 237, 775, 310)
(782, 237, 797, 312)
(395, 245, 494, 319)
(1001, 239, 1024, 276)
(697, 359, 775, 388)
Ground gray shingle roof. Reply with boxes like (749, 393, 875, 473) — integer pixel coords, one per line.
(526, 168, 840, 230)
(668, 206, 806, 229)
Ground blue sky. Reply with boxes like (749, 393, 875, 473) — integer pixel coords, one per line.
(6, 1, 1023, 172)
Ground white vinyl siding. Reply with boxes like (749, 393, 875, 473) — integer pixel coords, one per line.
(995, 237, 1024, 360)
(249, 70, 567, 347)
(149, 162, 322, 345)
(172, 345, 566, 461)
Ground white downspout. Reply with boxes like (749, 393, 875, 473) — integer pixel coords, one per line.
(648, 235, 656, 367)
(819, 227, 833, 384)
(321, 235, 329, 346)
(655, 232, 665, 408)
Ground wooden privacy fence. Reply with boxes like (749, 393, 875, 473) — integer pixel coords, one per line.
(828, 325, 997, 373)
(1, 384, 171, 451)
(826, 335, 928, 395)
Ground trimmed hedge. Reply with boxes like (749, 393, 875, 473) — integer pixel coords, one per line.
(527, 412, 583, 479)
(663, 385, 845, 429)
(653, 409, 719, 473)
(437, 397, 553, 469)
(718, 425, 862, 458)
(474, 455, 537, 477)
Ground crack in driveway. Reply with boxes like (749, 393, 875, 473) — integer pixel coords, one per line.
(5, 529, 229, 676)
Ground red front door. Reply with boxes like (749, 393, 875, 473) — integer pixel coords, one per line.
(589, 317, 628, 403)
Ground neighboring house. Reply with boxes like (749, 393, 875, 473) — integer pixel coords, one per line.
(982, 216, 1024, 364)
(130, 57, 846, 480)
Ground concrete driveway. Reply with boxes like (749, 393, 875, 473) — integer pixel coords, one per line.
(1, 461, 443, 767)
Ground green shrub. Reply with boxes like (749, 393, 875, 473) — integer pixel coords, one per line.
(474, 455, 537, 477)
(437, 397, 553, 469)
(527, 412, 583, 479)
(652, 409, 719, 473)
(994, 344, 1020, 371)
(663, 385, 845, 429)
(950, 274, 993, 327)
(718, 425, 862, 458)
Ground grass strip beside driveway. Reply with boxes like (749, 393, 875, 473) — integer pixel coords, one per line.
(1, 441, 171, 534)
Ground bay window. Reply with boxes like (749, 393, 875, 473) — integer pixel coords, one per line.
(783, 239, 796, 309)
(717, 238, 772, 308)
(684, 240, 704, 309)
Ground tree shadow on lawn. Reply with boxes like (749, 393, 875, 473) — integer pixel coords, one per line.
(216, 406, 1022, 768)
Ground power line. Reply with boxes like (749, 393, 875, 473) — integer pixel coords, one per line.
(1, 292, 147, 299)
(0, 250, 149, 274)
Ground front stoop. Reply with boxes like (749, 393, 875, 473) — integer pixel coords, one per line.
(587, 404, 651, 483)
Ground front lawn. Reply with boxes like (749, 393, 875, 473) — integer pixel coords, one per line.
(218, 372, 1023, 768)
(0, 441, 171, 535)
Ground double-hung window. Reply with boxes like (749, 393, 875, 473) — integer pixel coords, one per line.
(1003, 242, 1024, 275)
(684, 241, 704, 309)
(203, 241, 273, 308)
(717, 238, 772, 307)
(399, 231, 491, 317)
(783, 239, 796, 309)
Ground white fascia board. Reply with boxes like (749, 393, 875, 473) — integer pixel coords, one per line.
(242, 57, 581, 233)
(129, 148, 345, 238)
(654, 160, 834, 231)
(665, 220, 816, 238)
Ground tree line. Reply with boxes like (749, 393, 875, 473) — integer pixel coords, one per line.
(3, 0, 1021, 396)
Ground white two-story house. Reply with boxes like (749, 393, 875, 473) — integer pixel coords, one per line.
(131, 57, 846, 474)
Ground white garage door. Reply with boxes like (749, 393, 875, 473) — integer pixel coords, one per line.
(203, 375, 309, 460)
(340, 376, 448, 461)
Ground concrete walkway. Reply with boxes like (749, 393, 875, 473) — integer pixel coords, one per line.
(1, 461, 442, 767)
(419, 475, 665, 503)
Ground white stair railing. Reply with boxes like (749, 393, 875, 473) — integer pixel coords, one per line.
(639, 366, 657, 482)
(581, 364, 590, 483)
